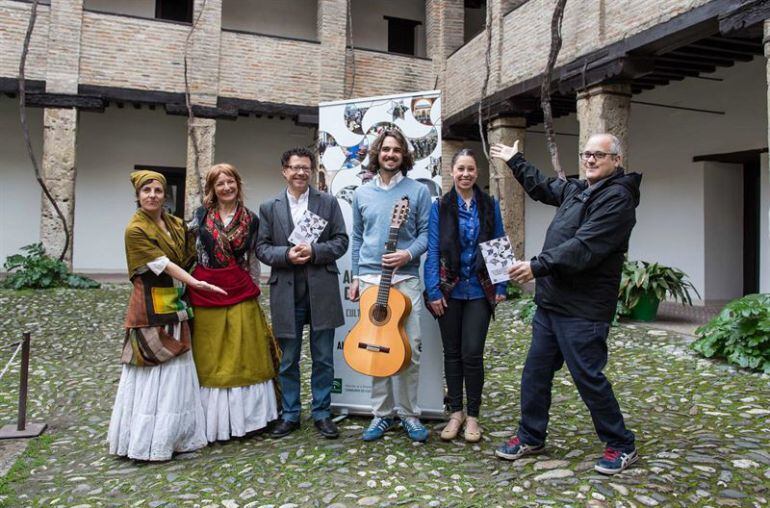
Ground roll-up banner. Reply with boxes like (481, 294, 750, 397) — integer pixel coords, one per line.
(318, 90, 445, 418)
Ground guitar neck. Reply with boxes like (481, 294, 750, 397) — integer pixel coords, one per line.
(376, 226, 400, 306)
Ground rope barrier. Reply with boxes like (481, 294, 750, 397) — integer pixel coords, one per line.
(0, 341, 23, 383)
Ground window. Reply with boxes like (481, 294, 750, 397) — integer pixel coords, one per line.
(156, 0, 193, 23)
(384, 16, 421, 56)
(464, 0, 486, 43)
(134, 165, 186, 218)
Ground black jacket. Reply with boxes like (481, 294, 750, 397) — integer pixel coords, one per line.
(507, 153, 642, 322)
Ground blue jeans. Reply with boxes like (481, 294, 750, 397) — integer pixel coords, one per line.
(517, 307, 635, 451)
(277, 298, 335, 423)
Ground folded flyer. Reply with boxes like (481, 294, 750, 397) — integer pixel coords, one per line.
(479, 236, 517, 284)
(288, 209, 328, 245)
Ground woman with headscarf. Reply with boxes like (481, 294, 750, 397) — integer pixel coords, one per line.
(108, 170, 225, 461)
(187, 163, 279, 442)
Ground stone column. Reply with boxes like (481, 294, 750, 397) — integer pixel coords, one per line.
(185, 118, 216, 220)
(576, 83, 632, 175)
(184, 0, 222, 219)
(40, 0, 83, 267)
(487, 116, 526, 259)
(318, 0, 348, 101)
(40, 109, 78, 267)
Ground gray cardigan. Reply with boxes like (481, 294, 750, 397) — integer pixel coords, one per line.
(255, 187, 349, 338)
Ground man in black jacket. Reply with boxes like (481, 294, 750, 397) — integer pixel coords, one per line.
(490, 134, 641, 475)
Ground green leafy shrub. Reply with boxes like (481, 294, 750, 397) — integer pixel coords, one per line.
(617, 260, 699, 316)
(512, 295, 537, 324)
(506, 282, 524, 300)
(691, 294, 770, 373)
(1, 243, 100, 290)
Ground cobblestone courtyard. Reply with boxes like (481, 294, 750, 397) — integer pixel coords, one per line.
(0, 286, 768, 507)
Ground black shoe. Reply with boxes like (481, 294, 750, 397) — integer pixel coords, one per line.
(314, 417, 339, 439)
(270, 419, 300, 438)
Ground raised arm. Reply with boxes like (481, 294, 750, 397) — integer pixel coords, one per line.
(490, 142, 570, 207)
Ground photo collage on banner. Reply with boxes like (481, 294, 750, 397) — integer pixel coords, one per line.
(318, 90, 445, 418)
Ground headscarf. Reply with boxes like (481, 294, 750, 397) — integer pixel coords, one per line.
(130, 170, 167, 192)
(124, 171, 192, 276)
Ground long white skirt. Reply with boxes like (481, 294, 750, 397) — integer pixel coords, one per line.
(200, 380, 278, 442)
(108, 343, 207, 461)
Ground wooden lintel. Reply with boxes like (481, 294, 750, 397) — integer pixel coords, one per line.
(24, 92, 104, 111)
(164, 103, 239, 120)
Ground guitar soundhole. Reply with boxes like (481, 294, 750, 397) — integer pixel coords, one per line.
(370, 304, 390, 325)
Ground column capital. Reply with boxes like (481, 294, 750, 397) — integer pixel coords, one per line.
(576, 83, 632, 101)
(487, 116, 527, 131)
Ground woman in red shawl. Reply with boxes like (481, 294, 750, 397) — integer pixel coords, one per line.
(187, 163, 279, 442)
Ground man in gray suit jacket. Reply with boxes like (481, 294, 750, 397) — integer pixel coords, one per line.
(256, 147, 349, 439)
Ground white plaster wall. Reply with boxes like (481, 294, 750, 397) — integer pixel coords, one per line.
(523, 57, 767, 301)
(0, 99, 44, 267)
(74, 106, 187, 272)
(221, 0, 317, 40)
(703, 161, 743, 301)
(74, 110, 313, 272)
(83, 0, 155, 18)
(351, 0, 426, 57)
(523, 115, 580, 261)
(215, 116, 314, 212)
(761, 153, 769, 293)
(216, 116, 314, 274)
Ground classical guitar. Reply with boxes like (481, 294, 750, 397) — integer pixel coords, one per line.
(344, 197, 412, 378)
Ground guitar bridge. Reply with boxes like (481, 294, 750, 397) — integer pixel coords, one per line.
(358, 342, 391, 353)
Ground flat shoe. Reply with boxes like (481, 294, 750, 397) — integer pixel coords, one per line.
(464, 419, 481, 443)
(440, 414, 465, 441)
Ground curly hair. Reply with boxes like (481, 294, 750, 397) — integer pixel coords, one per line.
(367, 128, 414, 176)
(281, 147, 317, 171)
(203, 163, 244, 209)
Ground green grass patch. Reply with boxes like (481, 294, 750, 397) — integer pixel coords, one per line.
(0, 434, 54, 507)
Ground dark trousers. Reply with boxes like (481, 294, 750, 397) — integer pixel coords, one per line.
(437, 298, 492, 417)
(518, 307, 635, 451)
(277, 295, 334, 423)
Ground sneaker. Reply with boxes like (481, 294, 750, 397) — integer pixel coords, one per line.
(594, 447, 639, 475)
(494, 436, 544, 461)
(401, 417, 429, 442)
(362, 417, 396, 441)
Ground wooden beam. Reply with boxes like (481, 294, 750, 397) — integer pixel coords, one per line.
(719, 0, 770, 34)
(24, 92, 104, 111)
(164, 103, 239, 120)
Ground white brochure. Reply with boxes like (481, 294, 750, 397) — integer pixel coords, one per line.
(288, 209, 328, 245)
(479, 235, 517, 284)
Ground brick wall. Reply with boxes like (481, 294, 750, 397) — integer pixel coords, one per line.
(345, 50, 435, 99)
(444, 0, 713, 118)
(80, 11, 189, 92)
(219, 32, 320, 105)
(443, 32, 486, 119)
(0, 1, 49, 81)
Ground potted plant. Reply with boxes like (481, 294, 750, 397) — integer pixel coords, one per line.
(617, 260, 699, 321)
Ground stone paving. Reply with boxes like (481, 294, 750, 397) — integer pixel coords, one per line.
(0, 286, 769, 507)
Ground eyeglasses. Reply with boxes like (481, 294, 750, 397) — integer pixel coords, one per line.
(284, 165, 312, 174)
(579, 151, 617, 161)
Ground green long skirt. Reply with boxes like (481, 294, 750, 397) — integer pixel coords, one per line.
(192, 299, 278, 389)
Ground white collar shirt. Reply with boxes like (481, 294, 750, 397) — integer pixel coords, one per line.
(286, 187, 310, 226)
